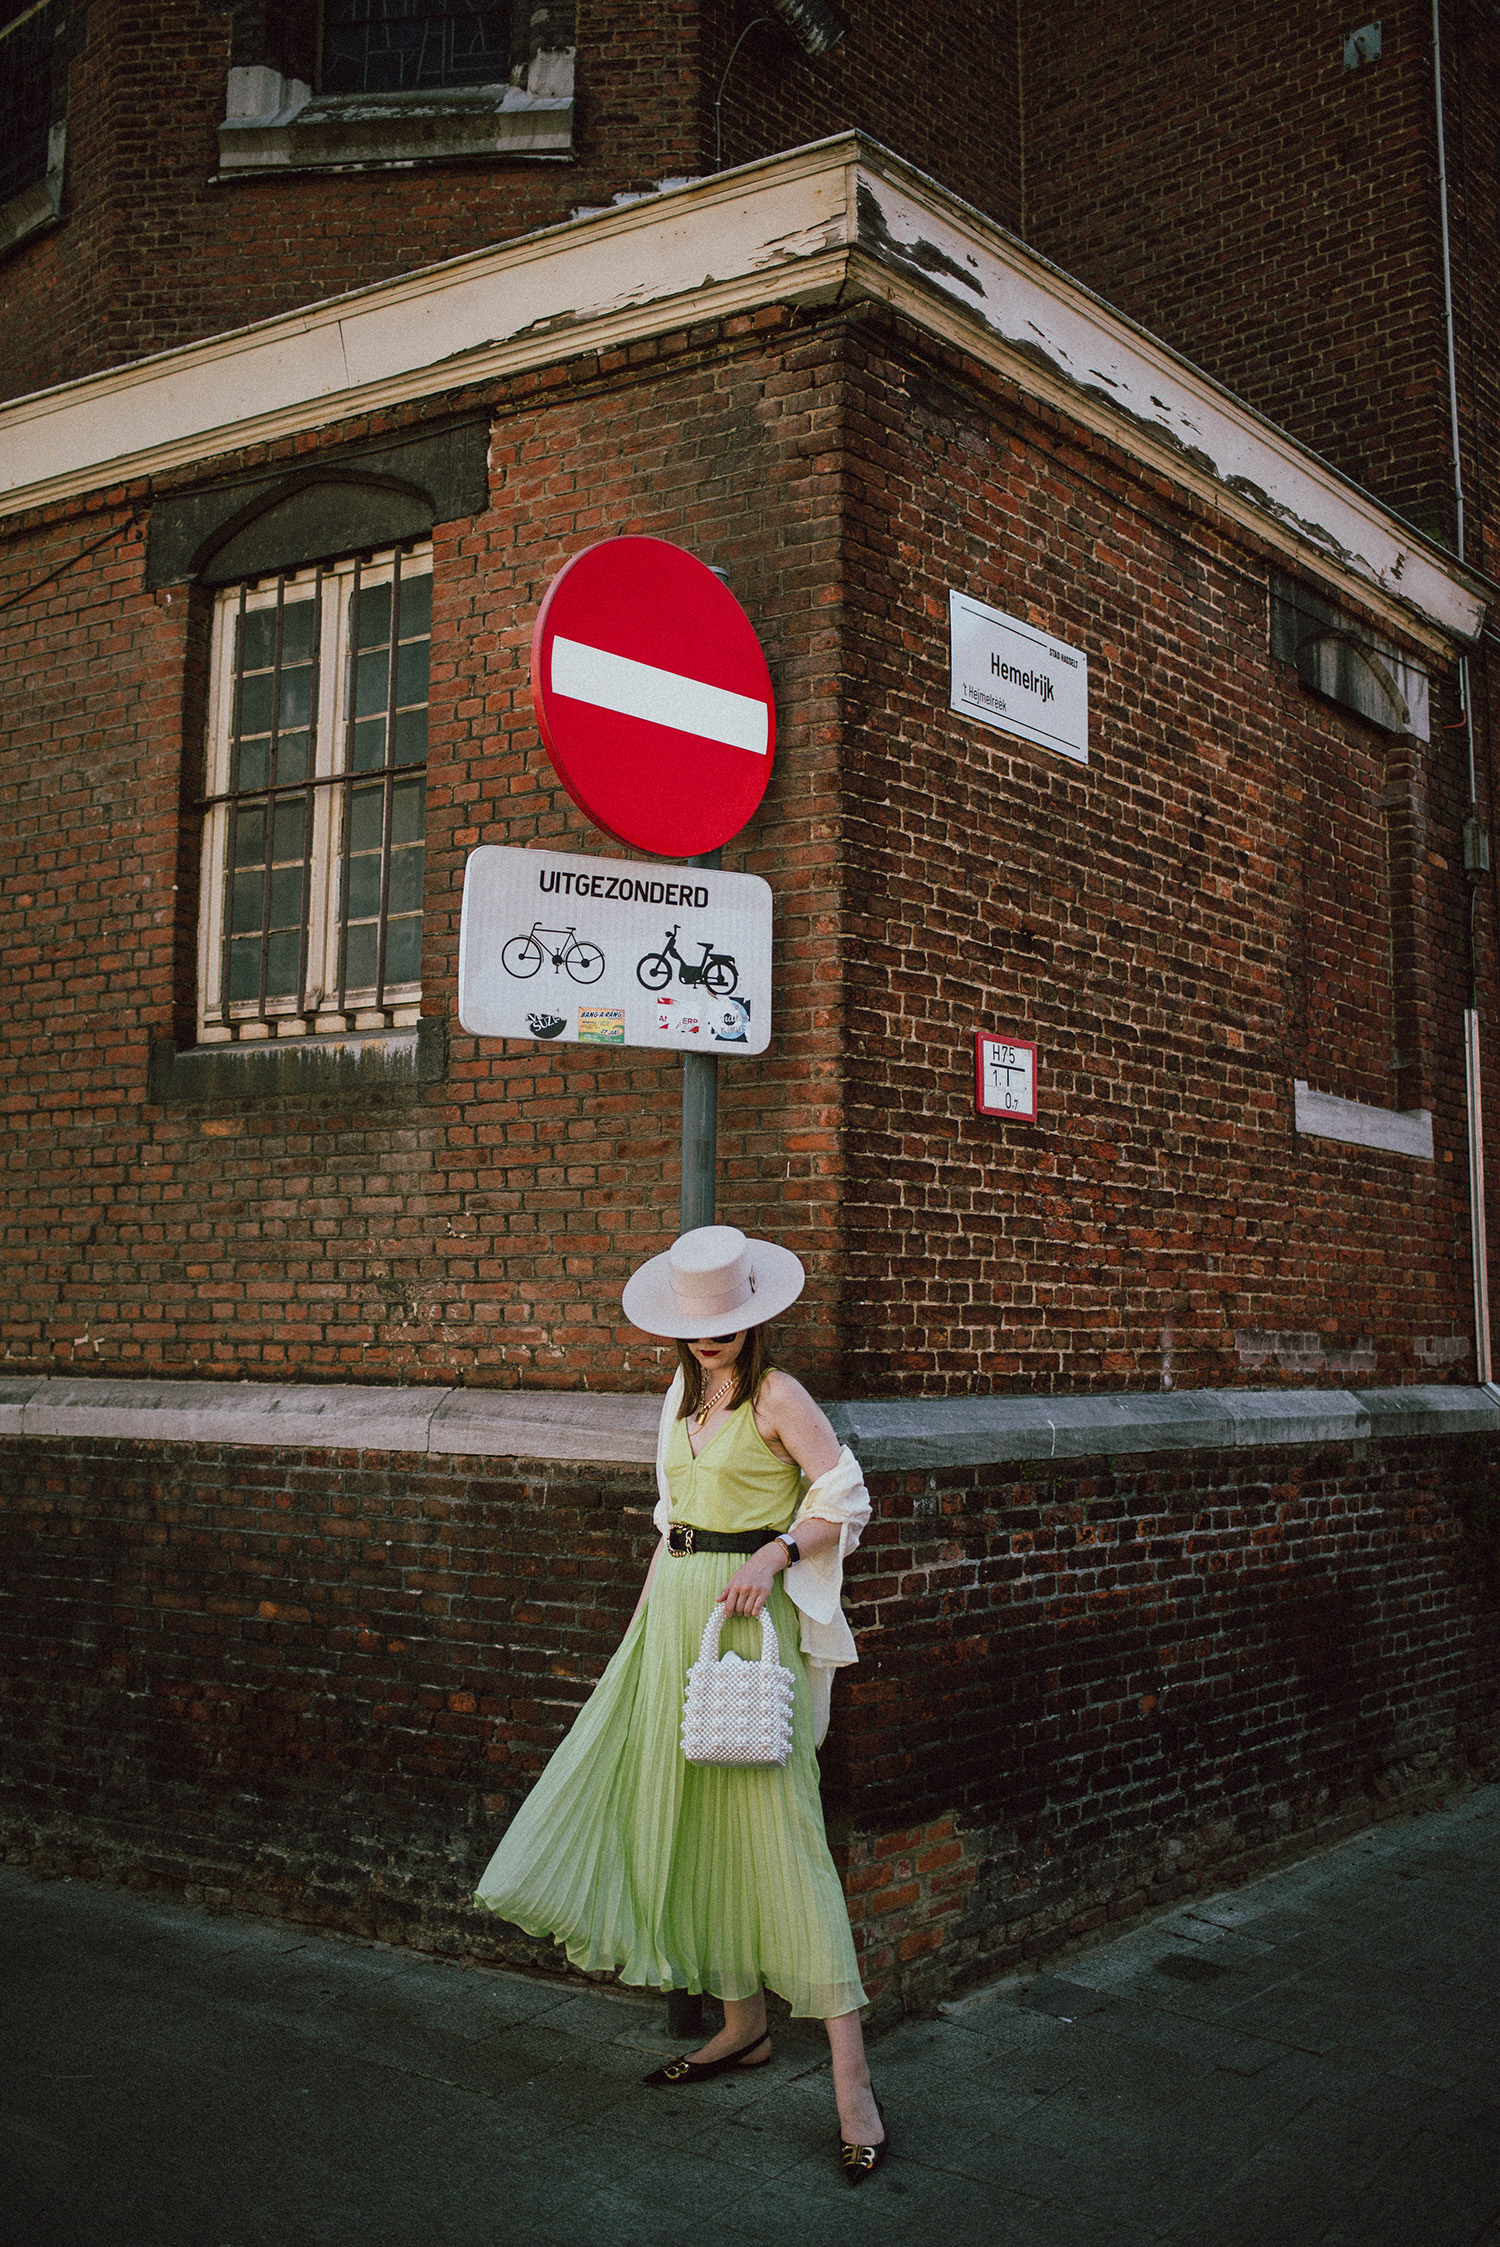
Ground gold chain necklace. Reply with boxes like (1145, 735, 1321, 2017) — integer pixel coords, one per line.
(694, 1376, 735, 1427)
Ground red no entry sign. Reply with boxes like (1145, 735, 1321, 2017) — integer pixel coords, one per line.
(531, 537, 776, 858)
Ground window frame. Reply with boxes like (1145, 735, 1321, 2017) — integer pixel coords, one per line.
(195, 541, 432, 1048)
(0, 0, 67, 258)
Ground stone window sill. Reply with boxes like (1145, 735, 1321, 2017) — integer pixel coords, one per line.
(216, 69, 572, 176)
(148, 1019, 446, 1104)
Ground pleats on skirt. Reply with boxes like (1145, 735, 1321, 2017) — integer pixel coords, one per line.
(472, 1549, 866, 2020)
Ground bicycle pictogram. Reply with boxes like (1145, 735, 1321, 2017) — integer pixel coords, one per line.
(636, 925, 738, 996)
(501, 923, 606, 984)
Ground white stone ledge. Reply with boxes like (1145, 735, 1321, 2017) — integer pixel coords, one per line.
(1294, 1081, 1435, 1160)
(1, 1376, 1492, 1469)
(217, 79, 573, 173)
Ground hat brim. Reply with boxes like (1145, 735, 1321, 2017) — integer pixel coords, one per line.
(622, 1238, 806, 1339)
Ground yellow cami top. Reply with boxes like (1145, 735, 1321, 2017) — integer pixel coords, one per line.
(663, 1399, 806, 1534)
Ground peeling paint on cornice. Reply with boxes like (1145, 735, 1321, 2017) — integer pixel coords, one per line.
(0, 133, 1486, 650)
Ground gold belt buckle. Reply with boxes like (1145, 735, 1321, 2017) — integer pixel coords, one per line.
(670, 1525, 694, 1556)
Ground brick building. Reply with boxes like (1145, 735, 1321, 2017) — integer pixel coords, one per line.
(2, 2, 1498, 2013)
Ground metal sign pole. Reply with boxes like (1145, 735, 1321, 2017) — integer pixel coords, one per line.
(667, 847, 721, 2043)
(679, 848, 723, 1234)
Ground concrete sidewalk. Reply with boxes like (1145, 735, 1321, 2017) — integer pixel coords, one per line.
(2, 1789, 1497, 2247)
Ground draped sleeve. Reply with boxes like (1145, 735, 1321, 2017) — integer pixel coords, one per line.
(652, 1370, 684, 1537)
(784, 1447, 872, 1743)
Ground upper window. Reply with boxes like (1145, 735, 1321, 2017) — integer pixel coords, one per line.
(0, 0, 66, 254)
(196, 545, 431, 1045)
(217, 0, 572, 175)
(321, 1, 510, 94)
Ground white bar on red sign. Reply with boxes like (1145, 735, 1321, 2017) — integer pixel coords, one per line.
(459, 844, 773, 1055)
(550, 636, 770, 756)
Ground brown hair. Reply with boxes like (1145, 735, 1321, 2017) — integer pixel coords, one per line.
(675, 1325, 772, 1420)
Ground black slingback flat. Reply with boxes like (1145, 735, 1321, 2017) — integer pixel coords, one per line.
(839, 2091, 889, 2185)
(641, 2029, 773, 2086)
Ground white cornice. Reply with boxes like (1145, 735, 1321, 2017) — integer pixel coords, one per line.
(0, 133, 1485, 650)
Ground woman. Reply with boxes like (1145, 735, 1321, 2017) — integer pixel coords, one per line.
(474, 1224, 888, 2182)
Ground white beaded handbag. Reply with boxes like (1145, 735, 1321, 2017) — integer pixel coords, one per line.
(681, 1603, 796, 1767)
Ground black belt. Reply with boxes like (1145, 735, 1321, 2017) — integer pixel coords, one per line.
(667, 1525, 782, 1556)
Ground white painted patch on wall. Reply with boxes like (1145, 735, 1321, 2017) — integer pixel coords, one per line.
(1414, 1335, 1469, 1367)
(1293, 1081, 1434, 1161)
(1236, 1331, 1377, 1375)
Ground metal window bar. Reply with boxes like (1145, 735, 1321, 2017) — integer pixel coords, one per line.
(334, 559, 362, 1016)
(320, 2, 510, 96)
(254, 576, 287, 1020)
(211, 568, 325, 1034)
(295, 567, 324, 1016)
(373, 543, 403, 1012)
(214, 583, 251, 1030)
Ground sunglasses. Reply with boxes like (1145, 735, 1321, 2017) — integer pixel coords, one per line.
(696, 1333, 742, 1346)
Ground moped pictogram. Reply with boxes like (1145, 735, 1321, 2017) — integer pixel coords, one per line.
(636, 925, 738, 996)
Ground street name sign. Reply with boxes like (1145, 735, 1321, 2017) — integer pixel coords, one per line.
(949, 589, 1088, 765)
(975, 1031, 1038, 1119)
(532, 538, 776, 857)
(458, 844, 773, 1055)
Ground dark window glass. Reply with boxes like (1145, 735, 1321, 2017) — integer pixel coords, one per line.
(0, 1, 58, 209)
(321, 1, 509, 95)
(337, 560, 429, 998)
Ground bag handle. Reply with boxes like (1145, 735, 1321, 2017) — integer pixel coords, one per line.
(697, 1601, 781, 1668)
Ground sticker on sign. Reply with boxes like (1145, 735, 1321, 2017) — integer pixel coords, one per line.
(458, 845, 773, 1055)
(949, 590, 1088, 765)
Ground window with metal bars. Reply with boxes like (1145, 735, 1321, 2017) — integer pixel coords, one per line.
(0, 0, 58, 210)
(320, 0, 510, 94)
(196, 545, 431, 1044)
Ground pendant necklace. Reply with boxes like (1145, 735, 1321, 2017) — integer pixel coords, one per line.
(694, 1376, 735, 1427)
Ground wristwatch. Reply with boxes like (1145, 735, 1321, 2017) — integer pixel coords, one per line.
(776, 1535, 801, 1567)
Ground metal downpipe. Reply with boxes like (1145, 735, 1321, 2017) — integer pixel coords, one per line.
(1434, 0, 1490, 1378)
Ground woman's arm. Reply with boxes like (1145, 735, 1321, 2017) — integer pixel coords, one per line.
(717, 1372, 843, 1617)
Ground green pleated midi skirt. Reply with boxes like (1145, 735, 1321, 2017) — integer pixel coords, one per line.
(473, 1549, 866, 2020)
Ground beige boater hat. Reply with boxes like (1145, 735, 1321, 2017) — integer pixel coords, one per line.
(621, 1225, 805, 1340)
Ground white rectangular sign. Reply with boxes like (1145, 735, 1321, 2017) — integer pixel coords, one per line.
(458, 845, 772, 1055)
(949, 590, 1088, 765)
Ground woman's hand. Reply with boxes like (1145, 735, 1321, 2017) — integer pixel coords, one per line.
(716, 1545, 787, 1619)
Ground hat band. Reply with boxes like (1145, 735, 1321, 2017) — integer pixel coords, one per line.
(668, 1269, 757, 1323)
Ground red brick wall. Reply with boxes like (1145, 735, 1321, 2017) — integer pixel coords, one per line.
(1021, 0, 1456, 545)
(2, 303, 1491, 1394)
(2, 1429, 1495, 2011)
(835, 308, 1486, 1394)
(708, 0, 1023, 231)
(1, 312, 850, 1393)
(0, 0, 1024, 408)
(0, 0, 707, 404)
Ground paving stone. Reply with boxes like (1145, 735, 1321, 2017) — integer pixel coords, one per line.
(2, 1787, 1498, 2247)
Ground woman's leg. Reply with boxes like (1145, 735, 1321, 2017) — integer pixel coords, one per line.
(826, 2011, 884, 2144)
(687, 1987, 770, 2065)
